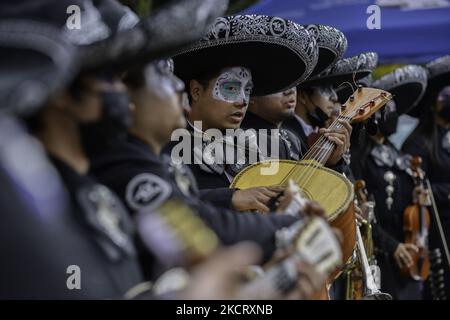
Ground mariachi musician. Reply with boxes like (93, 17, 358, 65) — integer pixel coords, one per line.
(350, 65, 429, 299)
(283, 51, 378, 171)
(241, 24, 349, 167)
(403, 55, 450, 299)
(167, 15, 319, 208)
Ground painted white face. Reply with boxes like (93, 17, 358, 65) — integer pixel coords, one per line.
(212, 67, 253, 105)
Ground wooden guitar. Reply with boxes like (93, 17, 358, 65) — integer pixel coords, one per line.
(231, 87, 392, 266)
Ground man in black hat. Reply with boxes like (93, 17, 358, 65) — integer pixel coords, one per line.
(0, 20, 146, 299)
(403, 55, 450, 300)
(282, 52, 378, 172)
(241, 25, 350, 167)
(89, 55, 329, 263)
(2, 0, 262, 299)
(242, 86, 352, 168)
(350, 65, 429, 300)
(165, 16, 319, 212)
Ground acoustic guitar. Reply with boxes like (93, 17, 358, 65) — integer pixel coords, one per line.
(230, 87, 392, 267)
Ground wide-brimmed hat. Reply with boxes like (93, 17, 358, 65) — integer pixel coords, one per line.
(408, 54, 450, 117)
(172, 14, 319, 96)
(303, 24, 347, 77)
(0, 0, 228, 72)
(373, 65, 428, 115)
(0, 21, 78, 116)
(300, 52, 378, 88)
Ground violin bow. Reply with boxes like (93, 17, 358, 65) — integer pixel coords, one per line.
(426, 179, 450, 269)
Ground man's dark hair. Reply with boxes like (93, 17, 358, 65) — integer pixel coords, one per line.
(122, 66, 145, 90)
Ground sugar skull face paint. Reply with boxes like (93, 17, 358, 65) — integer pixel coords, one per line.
(212, 67, 253, 105)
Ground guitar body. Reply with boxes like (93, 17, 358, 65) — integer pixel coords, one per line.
(231, 159, 356, 265)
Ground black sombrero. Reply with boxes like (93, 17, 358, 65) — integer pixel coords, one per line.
(303, 24, 347, 77)
(0, 21, 78, 117)
(172, 15, 319, 96)
(373, 65, 428, 115)
(0, 0, 228, 72)
(409, 54, 450, 117)
(300, 52, 378, 88)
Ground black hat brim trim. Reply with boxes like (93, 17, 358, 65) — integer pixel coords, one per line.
(299, 69, 372, 88)
(174, 38, 310, 96)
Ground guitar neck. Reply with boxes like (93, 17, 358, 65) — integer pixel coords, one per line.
(302, 115, 352, 166)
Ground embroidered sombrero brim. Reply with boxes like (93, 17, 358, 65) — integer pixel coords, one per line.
(82, 0, 229, 72)
(0, 20, 78, 117)
(373, 65, 428, 115)
(304, 24, 347, 77)
(335, 74, 373, 104)
(300, 52, 378, 88)
(0, 0, 228, 72)
(409, 54, 450, 117)
(172, 15, 319, 96)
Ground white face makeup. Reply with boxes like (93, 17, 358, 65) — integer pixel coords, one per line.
(143, 59, 184, 101)
(212, 67, 253, 105)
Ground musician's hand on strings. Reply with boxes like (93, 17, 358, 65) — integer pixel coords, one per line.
(180, 242, 261, 300)
(394, 243, 418, 269)
(321, 120, 352, 167)
(286, 262, 326, 300)
(232, 186, 284, 213)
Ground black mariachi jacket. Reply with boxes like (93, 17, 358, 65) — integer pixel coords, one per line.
(403, 126, 450, 248)
(240, 111, 303, 161)
(0, 161, 145, 299)
(166, 112, 303, 193)
(282, 116, 310, 156)
(351, 139, 416, 256)
(163, 113, 303, 193)
(48, 157, 143, 298)
(89, 134, 298, 263)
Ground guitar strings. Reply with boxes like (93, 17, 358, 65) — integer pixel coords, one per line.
(297, 103, 366, 185)
(288, 114, 351, 189)
(294, 93, 388, 189)
(282, 94, 384, 192)
(280, 107, 353, 186)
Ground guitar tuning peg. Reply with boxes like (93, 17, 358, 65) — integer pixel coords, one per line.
(349, 96, 355, 102)
(357, 85, 363, 92)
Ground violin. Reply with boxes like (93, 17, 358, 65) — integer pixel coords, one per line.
(402, 156, 430, 281)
